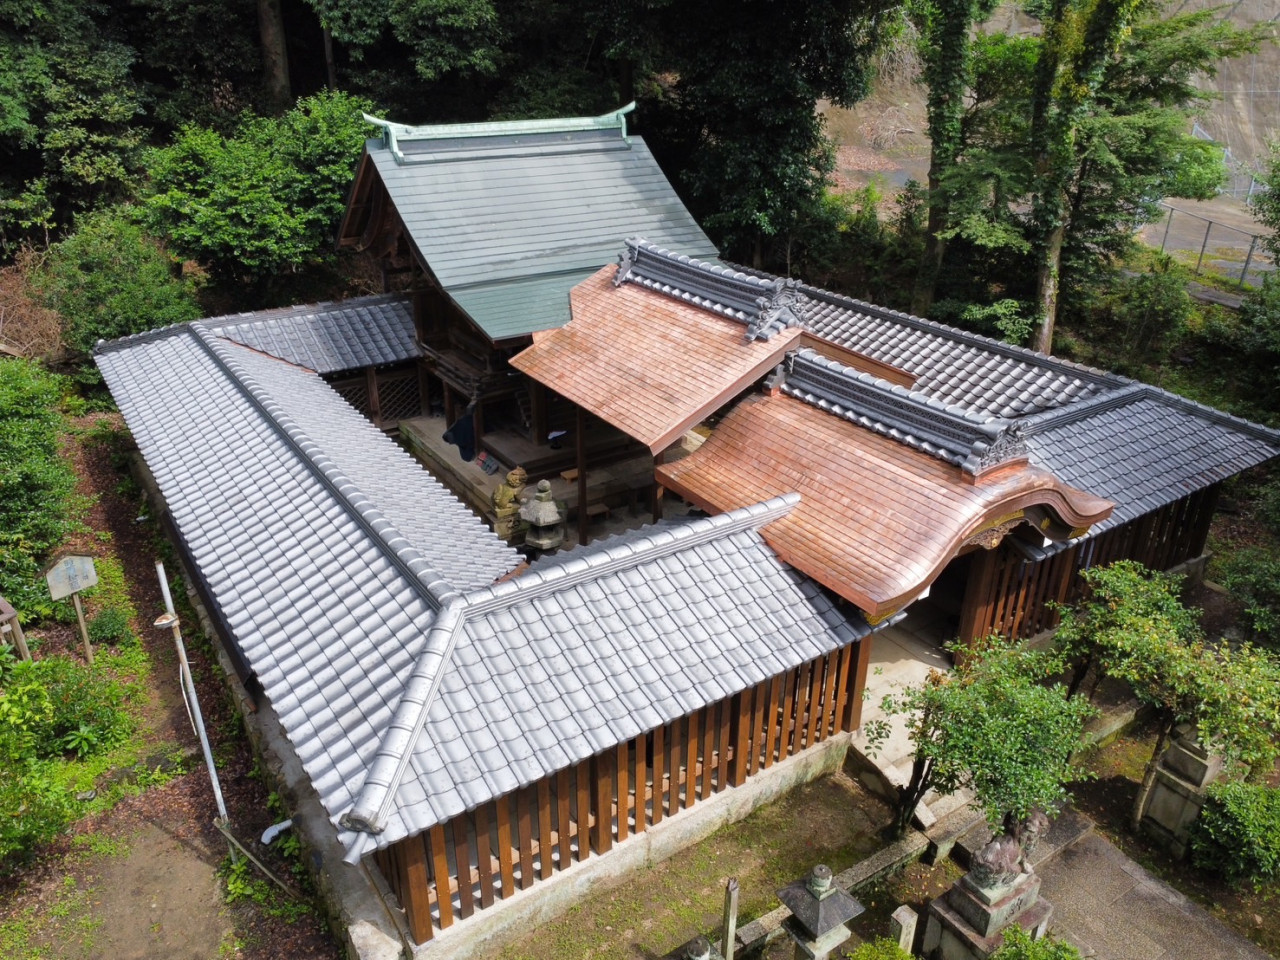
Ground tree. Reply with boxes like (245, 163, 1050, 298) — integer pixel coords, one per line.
(913, 0, 1264, 349)
(33, 206, 202, 357)
(990, 928, 1083, 960)
(600, 0, 901, 268)
(1254, 139, 1280, 260)
(144, 90, 374, 287)
(866, 636, 1095, 839)
(1056, 561, 1280, 831)
(908, 0, 1001, 315)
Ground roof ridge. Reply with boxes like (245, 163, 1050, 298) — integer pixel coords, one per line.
(200, 292, 411, 330)
(779, 348, 1026, 473)
(463, 494, 802, 617)
(339, 493, 802, 842)
(192, 326, 463, 611)
(342, 598, 468, 835)
(92, 321, 194, 354)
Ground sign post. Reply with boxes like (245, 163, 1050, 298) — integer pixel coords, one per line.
(44, 554, 98, 665)
(0, 596, 31, 661)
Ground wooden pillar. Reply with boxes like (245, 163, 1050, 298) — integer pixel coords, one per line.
(845, 637, 873, 731)
(451, 816, 473, 918)
(475, 803, 494, 909)
(531, 381, 549, 443)
(575, 759, 591, 862)
(537, 778, 554, 880)
(556, 768, 572, 870)
(429, 824, 453, 929)
(593, 751, 614, 854)
(652, 449, 665, 524)
(495, 796, 515, 899)
(651, 724, 666, 826)
(473, 399, 486, 458)
(401, 837, 434, 943)
(1188, 484, 1220, 560)
(731, 693, 752, 787)
(957, 546, 1001, 648)
(576, 405, 589, 546)
(366, 368, 383, 425)
(616, 741, 630, 841)
(443, 383, 456, 425)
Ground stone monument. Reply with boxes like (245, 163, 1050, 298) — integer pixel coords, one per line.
(923, 812, 1053, 960)
(1141, 725, 1222, 858)
(777, 865, 864, 960)
(520, 479, 566, 552)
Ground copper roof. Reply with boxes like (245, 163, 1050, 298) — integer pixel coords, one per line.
(656, 392, 1113, 619)
(511, 266, 801, 452)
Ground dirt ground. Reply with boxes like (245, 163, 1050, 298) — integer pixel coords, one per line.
(0, 413, 340, 960)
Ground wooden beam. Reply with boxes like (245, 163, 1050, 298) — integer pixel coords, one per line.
(779, 670, 796, 762)
(717, 696, 732, 787)
(652, 449, 665, 524)
(517, 787, 535, 890)
(831, 644, 853, 740)
(556, 768, 572, 871)
(616, 741, 630, 842)
(958, 546, 1001, 647)
(805, 657, 825, 748)
(576, 759, 592, 862)
(684, 710, 700, 810)
(700, 701, 716, 800)
(763, 674, 783, 767)
(634, 735, 648, 833)
(791, 661, 811, 755)
(665, 717, 682, 817)
(593, 751, 614, 854)
(846, 638, 873, 731)
(732, 693, 752, 787)
(651, 724, 666, 826)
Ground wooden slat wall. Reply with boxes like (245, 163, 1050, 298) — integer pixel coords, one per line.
(958, 486, 1221, 645)
(374, 642, 863, 943)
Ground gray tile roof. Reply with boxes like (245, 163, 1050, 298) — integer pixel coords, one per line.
(95, 324, 519, 844)
(202, 294, 418, 374)
(614, 240, 1124, 418)
(362, 108, 717, 341)
(341, 493, 872, 859)
(1022, 384, 1280, 543)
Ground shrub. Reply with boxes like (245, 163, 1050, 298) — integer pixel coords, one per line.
(31, 656, 133, 758)
(0, 759, 74, 870)
(87, 607, 136, 647)
(34, 205, 201, 357)
(1217, 547, 1280, 646)
(847, 938, 913, 960)
(0, 358, 79, 620)
(1190, 781, 1280, 884)
(145, 90, 375, 284)
(990, 928, 1083, 959)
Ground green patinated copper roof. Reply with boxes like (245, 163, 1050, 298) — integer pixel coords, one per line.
(359, 106, 718, 342)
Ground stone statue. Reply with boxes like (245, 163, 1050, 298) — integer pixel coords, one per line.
(1005, 809, 1050, 862)
(969, 833, 1024, 892)
(520, 479, 566, 551)
(491, 466, 528, 542)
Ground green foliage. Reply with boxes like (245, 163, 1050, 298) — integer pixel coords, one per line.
(0, 358, 79, 620)
(867, 636, 1095, 837)
(87, 608, 136, 648)
(23, 657, 134, 758)
(34, 206, 201, 356)
(1230, 273, 1280, 411)
(1189, 781, 1280, 885)
(144, 90, 375, 284)
(847, 938, 914, 960)
(221, 857, 313, 922)
(0, 757, 74, 870)
(1058, 561, 1280, 822)
(990, 927, 1083, 960)
(1252, 139, 1280, 262)
(1218, 547, 1280, 646)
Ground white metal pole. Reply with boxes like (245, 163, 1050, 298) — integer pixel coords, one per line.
(154, 560, 235, 859)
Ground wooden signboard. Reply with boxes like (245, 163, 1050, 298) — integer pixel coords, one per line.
(44, 554, 97, 663)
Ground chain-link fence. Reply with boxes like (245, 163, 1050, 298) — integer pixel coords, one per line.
(1144, 202, 1274, 288)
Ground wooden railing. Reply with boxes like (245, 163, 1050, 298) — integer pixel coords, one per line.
(372, 641, 864, 943)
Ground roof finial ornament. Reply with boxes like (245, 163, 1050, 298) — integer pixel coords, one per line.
(614, 239, 640, 287)
(747, 278, 810, 342)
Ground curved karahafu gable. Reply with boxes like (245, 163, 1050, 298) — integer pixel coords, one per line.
(657, 392, 1112, 620)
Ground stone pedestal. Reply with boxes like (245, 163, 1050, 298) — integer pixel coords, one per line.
(923, 889, 1052, 960)
(1140, 729, 1221, 859)
(781, 916, 850, 960)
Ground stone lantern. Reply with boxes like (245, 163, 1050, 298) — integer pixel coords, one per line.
(520, 479, 566, 551)
(777, 864, 864, 960)
(674, 936, 724, 960)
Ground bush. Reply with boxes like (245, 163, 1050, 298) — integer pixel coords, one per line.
(847, 938, 913, 960)
(87, 607, 136, 647)
(30, 657, 133, 758)
(1190, 781, 1280, 884)
(990, 928, 1083, 959)
(145, 90, 375, 284)
(0, 759, 74, 870)
(1218, 547, 1280, 646)
(34, 205, 202, 356)
(0, 359, 79, 619)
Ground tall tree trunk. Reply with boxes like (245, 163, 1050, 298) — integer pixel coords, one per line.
(258, 0, 291, 113)
(1131, 713, 1175, 833)
(895, 755, 934, 839)
(1032, 219, 1064, 354)
(911, 151, 949, 316)
(323, 26, 338, 90)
